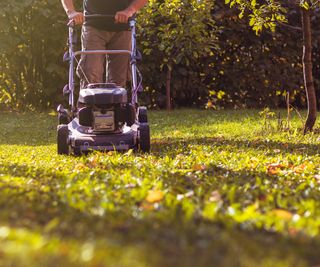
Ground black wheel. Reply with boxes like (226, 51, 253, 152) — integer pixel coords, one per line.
(58, 113, 70, 125)
(138, 106, 148, 123)
(57, 125, 70, 155)
(73, 147, 82, 156)
(139, 123, 150, 152)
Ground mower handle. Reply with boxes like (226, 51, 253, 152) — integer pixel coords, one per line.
(84, 14, 115, 19)
(68, 15, 115, 27)
(73, 50, 131, 57)
(68, 14, 135, 27)
(85, 14, 135, 23)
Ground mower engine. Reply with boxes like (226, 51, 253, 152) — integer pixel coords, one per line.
(77, 83, 136, 133)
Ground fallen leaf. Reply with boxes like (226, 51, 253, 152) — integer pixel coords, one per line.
(293, 164, 306, 174)
(146, 190, 164, 203)
(192, 164, 207, 171)
(271, 209, 293, 221)
(74, 163, 86, 172)
(209, 191, 221, 202)
(88, 156, 98, 167)
(267, 163, 285, 175)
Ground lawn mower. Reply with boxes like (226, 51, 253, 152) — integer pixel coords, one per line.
(57, 15, 150, 155)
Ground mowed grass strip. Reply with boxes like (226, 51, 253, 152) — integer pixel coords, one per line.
(0, 109, 320, 267)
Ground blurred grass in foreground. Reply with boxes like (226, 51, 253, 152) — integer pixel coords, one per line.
(0, 109, 320, 267)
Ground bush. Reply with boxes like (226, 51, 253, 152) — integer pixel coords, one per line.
(0, 0, 317, 110)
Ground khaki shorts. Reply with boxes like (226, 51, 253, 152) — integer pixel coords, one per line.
(77, 25, 131, 88)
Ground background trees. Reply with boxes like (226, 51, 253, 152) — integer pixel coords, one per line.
(0, 0, 319, 118)
(0, 1, 66, 109)
(137, 0, 219, 110)
(225, 0, 320, 131)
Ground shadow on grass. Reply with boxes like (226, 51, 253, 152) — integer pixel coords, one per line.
(0, 161, 320, 266)
(0, 112, 57, 146)
(2, 134, 319, 153)
(152, 136, 320, 157)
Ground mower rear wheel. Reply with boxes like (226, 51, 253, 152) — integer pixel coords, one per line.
(138, 106, 148, 123)
(139, 123, 150, 153)
(57, 125, 70, 155)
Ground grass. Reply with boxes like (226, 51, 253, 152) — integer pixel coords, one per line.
(0, 109, 320, 266)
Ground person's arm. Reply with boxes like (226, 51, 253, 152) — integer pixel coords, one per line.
(61, 0, 84, 25)
(115, 0, 148, 23)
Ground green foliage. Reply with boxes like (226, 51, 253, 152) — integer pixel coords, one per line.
(225, 0, 320, 34)
(138, 0, 218, 68)
(0, 0, 316, 110)
(0, 1, 67, 109)
(229, 0, 287, 34)
(137, 0, 219, 107)
(0, 110, 320, 265)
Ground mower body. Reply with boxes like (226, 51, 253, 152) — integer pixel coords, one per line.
(57, 17, 150, 155)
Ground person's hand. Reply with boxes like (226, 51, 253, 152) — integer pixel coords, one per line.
(115, 8, 135, 23)
(67, 11, 84, 25)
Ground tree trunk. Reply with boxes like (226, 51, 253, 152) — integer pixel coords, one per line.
(301, 8, 317, 133)
(166, 66, 172, 111)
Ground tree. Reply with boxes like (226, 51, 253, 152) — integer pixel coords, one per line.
(226, 0, 318, 133)
(138, 0, 219, 110)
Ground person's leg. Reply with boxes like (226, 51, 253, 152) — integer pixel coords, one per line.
(77, 26, 107, 89)
(106, 31, 132, 88)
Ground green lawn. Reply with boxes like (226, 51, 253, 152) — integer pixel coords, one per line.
(0, 109, 320, 267)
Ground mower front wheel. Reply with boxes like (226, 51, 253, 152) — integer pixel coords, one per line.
(139, 123, 150, 153)
(57, 125, 70, 155)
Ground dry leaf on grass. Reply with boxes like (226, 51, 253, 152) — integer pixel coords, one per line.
(209, 191, 221, 202)
(292, 164, 306, 174)
(271, 209, 293, 221)
(192, 164, 207, 171)
(74, 163, 86, 172)
(267, 163, 285, 175)
(146, 190, 164, 203)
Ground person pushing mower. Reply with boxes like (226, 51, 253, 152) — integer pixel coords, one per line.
(56, 0, 151, 155)
(61, 0, 148, 88)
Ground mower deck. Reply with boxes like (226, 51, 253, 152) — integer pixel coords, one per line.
(69, 118, 138, 153)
